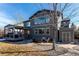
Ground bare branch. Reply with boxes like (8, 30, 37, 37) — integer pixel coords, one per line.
(48, 3, 53, 10)
(14, 13, 25, 25)
(39, 3, 44, 9)
(66, 7, 79, 19)
(53, 3, 58, 11)
(59, 3, 61, 12)
(61, 3, 71, 12)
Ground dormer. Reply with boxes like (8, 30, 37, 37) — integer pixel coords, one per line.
(61, 18, 70, 28)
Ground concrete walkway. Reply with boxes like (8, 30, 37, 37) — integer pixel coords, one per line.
(58, 44, 79, 56)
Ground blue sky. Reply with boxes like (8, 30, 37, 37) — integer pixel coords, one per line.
(0, 3, 79, 29)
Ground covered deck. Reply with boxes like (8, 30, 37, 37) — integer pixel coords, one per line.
(4, 24, 24, 41)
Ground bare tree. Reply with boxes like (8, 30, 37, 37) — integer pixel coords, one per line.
(14, 13, 25, 26)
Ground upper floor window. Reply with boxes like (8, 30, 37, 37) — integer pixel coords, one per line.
(24, 22, 30, 27)
(34, 17, 50, 25)
(61, 21, 70, 28)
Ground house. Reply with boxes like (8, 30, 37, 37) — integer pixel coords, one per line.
(4, 24, 24, 41)
(23, 9, 74, 43)
(4, 9, 74, 43)
(59, 19, 74, 43)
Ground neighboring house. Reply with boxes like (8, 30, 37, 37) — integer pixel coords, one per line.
(59, 19, 74, 43)
(4, 24, 24, 41)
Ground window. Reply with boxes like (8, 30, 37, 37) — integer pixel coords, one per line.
(34, 28, 50, 35)
(25, 22, 30, 27)
(8, 29, 12, 33)
(39, 29, 44, 34)
(34, 17, 50, 25)
(27, 30, 30, 34)
(15, 35, 19, 38)
(61, 20, 70, 28)
(35, 29, 38, 34)
(46, 29, 50, 35)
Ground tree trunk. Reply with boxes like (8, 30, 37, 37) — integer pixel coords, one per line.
(52, 3, 57, 50)
(52, 38, 56, 50)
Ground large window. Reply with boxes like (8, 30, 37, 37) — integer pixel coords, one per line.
(46, 29, 50, 34)
(34, 17, 50, 25)
(35, 29, 38, 34)
(34, 28, 50, 35)
(25, 22, 30, 27)
(39, 29, 44, 35)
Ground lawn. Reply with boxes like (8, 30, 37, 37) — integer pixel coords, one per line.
(0, 42, 68, 56)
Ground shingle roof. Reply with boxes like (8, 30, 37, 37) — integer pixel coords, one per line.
(29, 9, 62, 19)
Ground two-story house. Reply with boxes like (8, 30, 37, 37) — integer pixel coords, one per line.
(23, 9, 63, 42)
(4, 24, 24, 41)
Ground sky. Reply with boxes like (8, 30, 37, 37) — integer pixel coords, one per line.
(0, 3, 79, 29)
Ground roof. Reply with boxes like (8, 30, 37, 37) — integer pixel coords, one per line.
(23, 20, 30, 23)
(61, 20, 70, 22)
(4, 24, 14, 28)
(4, 24, 24, 29)
(29, 9, 63, 19)
(14, 26, 24, 29)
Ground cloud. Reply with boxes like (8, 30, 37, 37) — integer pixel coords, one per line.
(0, 18, 15, 29)
(0, 12, 16, 29)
